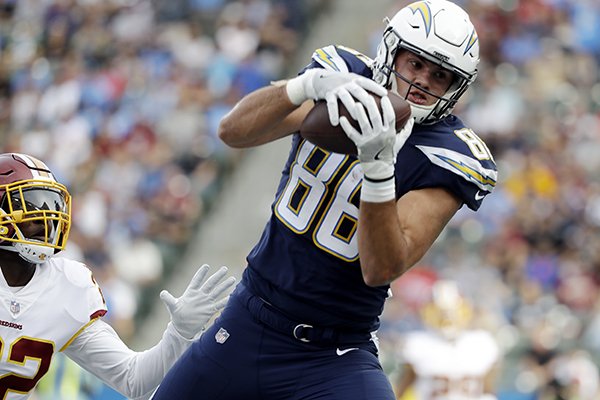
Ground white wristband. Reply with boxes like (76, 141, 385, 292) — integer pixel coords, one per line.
(361, 177, 396, 203)
(285, 76, 307, 105)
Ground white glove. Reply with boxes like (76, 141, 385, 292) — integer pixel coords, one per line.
(285, 69, 387, 121)
(340, 95, 414, 202)
(160, 264, 236, 339)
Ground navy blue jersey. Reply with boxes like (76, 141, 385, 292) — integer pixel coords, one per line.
(243, 45, 497, 332)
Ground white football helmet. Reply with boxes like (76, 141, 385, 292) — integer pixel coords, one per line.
(372, 0, 480, 124)
(0, 153, 71, 264)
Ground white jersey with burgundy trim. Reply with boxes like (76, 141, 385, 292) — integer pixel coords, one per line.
(0, 257, 106, 399)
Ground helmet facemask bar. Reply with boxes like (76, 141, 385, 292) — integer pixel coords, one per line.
(389, 65, 463, 124)
(0, 179, 71, 257)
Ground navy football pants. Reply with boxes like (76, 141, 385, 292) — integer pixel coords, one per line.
(152, 284, 395, 399)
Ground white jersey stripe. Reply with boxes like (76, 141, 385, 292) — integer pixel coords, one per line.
(13, 153, 54, 180)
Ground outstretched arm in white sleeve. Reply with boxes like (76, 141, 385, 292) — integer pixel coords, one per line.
(64, 265, 236, 399)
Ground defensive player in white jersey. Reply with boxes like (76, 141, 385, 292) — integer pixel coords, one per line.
(394, 281, 500, 400)
(0, 152, 236, 399)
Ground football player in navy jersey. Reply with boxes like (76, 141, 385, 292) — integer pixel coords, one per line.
(153, 1, 497, 399)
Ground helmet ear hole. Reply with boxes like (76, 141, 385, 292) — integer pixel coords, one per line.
(0, 224, 13, 238)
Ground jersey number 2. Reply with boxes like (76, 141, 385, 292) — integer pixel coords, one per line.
(0, 337, 54, 397)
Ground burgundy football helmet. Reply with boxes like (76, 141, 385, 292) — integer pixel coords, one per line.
(0, 153, 71, 263)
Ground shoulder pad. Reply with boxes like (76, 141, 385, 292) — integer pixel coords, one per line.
(50, 258, 108, 323)
(310, 45, 373, 75)
(413, 125, 497, 192)
(336, 45, 373, 67)
(416, 144, 497, 192)
(402, 331, 439, 361)
(59, 258, 96, 288)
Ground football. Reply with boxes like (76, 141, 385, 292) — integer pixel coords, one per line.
(299, 91, 412, 155)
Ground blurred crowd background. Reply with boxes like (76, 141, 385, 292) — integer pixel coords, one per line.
(0, 0, 330, 338)
(0, 0, 599, 399)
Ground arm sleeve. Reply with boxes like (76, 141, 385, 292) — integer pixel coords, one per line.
(63, 319, 193, 399)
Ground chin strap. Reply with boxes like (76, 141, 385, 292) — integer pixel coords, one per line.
(0, 241, 53, 264)
(0, 218, 56, 264)
(14, 242, 53, 264)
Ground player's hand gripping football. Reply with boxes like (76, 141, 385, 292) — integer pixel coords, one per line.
(160, 264, 236, 339)
(340, 95, 415, 202)
(286, 69, 387, 120)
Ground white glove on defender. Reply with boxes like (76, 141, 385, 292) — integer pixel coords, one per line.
(340, 95, 414, 202)
(160, 265, 236, 339)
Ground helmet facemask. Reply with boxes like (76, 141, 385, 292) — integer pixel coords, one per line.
(0, 179, 71, 264)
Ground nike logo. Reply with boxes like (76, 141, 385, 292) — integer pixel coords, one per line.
(475, 190, 485, 200)
(374, 148, 385, 161)
(336, 347, 359, 356)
